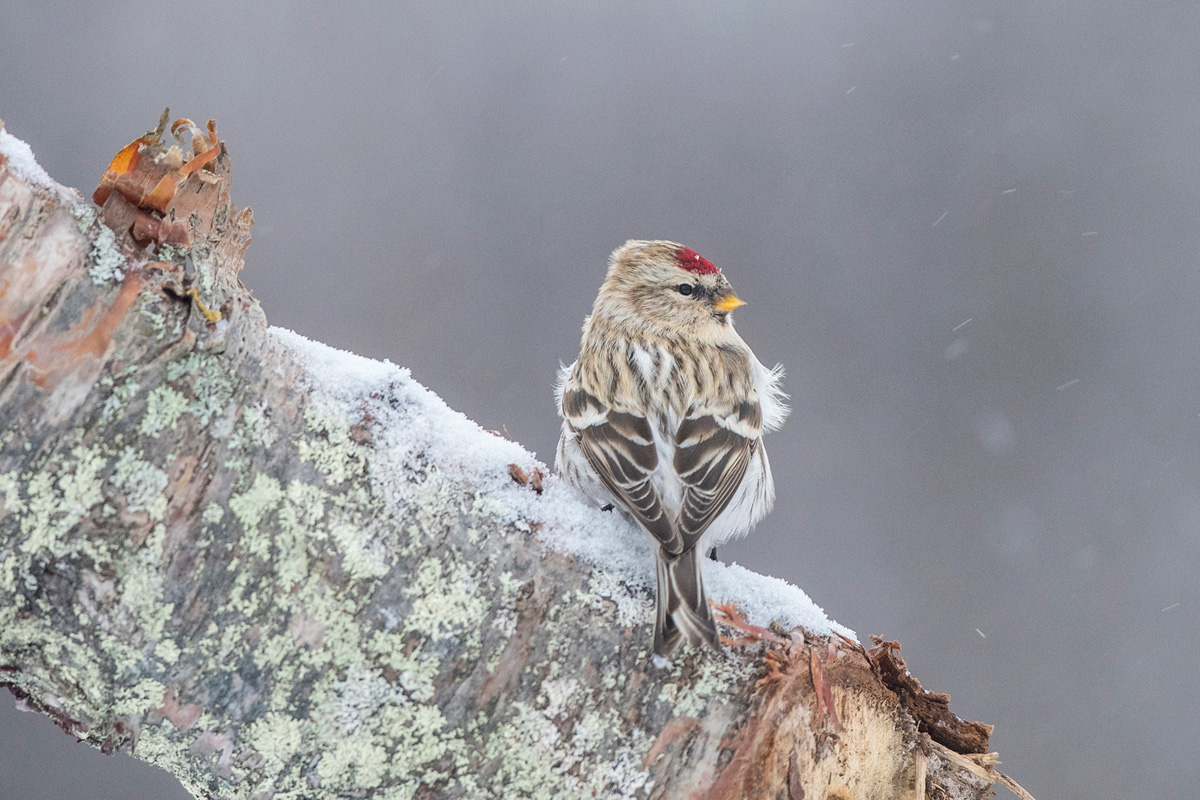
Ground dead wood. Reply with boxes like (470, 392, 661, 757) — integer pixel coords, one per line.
(867, 635, 994, 755)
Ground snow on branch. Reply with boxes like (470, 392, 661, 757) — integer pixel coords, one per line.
(276, 325, 850, 641)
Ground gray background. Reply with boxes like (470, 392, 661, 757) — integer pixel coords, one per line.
(1, 1, 1196, 797)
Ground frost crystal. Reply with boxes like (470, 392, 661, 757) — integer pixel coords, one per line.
(0, 128, 56, 189)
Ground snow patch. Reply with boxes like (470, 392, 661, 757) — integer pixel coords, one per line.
(0, 127, 56, 190)
(272, 326, 854, 640)
(0, 126, 89, 213)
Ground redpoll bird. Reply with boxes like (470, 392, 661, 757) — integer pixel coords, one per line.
(556, 240, 787, 657)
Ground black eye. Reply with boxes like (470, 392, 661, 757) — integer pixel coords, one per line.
(678, 284, 694, 296)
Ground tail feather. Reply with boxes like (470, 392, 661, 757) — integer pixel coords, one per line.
(653, 547, 719, 657)
(653, 556, 683, 656)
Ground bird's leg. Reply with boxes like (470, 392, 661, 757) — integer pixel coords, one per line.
(707, 547, 718, 561)
(600, 503, 615, 512)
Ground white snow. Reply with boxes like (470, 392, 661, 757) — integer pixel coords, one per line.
(0, 126, 89, 212)
(273, 326, 854, 641)
(0, 127, 57, 190)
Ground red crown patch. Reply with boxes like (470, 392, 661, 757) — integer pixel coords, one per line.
(677, 247, 719, 275)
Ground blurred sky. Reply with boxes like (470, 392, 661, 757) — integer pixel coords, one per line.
(3, 1, 1200, 798)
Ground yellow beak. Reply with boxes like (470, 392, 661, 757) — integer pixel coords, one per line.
(714, 294, 746, 314)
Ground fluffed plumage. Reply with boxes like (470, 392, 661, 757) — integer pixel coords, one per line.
(555, 240, 787, 657)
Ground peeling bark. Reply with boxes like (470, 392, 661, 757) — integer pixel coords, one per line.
(0, 118, 1026, 799)
(867, 636, 994, 756)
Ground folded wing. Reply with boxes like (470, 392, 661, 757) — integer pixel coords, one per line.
(562, 386, 683, 554)
(673, 401, 761, 551)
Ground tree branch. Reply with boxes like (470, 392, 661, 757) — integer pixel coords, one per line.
(0, 117, 1023, 799)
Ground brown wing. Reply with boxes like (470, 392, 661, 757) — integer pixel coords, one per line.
(562, 386, 683, 553)
(673, 401, 762, 550)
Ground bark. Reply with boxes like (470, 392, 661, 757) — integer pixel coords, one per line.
(0, 117, 1026, 800)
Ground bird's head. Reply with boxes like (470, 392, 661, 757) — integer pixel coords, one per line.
(594, 240, 745, 336)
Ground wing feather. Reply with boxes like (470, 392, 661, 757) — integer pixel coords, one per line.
(562, 387, 683, 553)
(673, 406, 761, 549)
(563, 382, 766, 556)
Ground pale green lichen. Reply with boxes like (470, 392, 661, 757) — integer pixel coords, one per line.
(318, 735, 389, 790)
(484, 702, 570, 794)
(87, 224, 127, 284)
(101, 375, 140, 422)
(246, 712, 305, 773)
(311, 663, 390, 738)
(130, 724, 198, 793)
(72, 202, 97, 233)
(478, 676, 654, 800)
(201, 502, 225, 525)
(156, 243, 188, 262)
(111, 447, 169, 520)
(188, 368, 233, 428)
(241, 402, 277, 449)
(274, 480, 326, 586)
(155, 638, 181, 665)
(12, 445, 105, 557)
(655, 652, 741, 718)
(59, 446, 107, 523)
(301, 664, 460, 792)
(165, 352, 234, 428)
(139, 385, 189, 437)
(116, 524, 170, 650)
(367, 632, 439, 702)
(253, 631, 306, 676)
(403, 556, 488, 646)
(0, 471, 23, 515)
(298, 409, 364, 484)
(165, 352, 207, 382)
(330, 521, 389, 580)
(228, 474, 284, 552)
(112, 677, 166, 716)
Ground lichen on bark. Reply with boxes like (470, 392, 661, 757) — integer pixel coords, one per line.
(0, 120, 1016, 799)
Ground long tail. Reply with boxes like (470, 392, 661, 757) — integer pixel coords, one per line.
(653, 547, 720, 657)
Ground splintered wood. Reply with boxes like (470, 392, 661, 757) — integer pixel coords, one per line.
(868, 634, 993, 754)
(93, 108, 227, 249)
